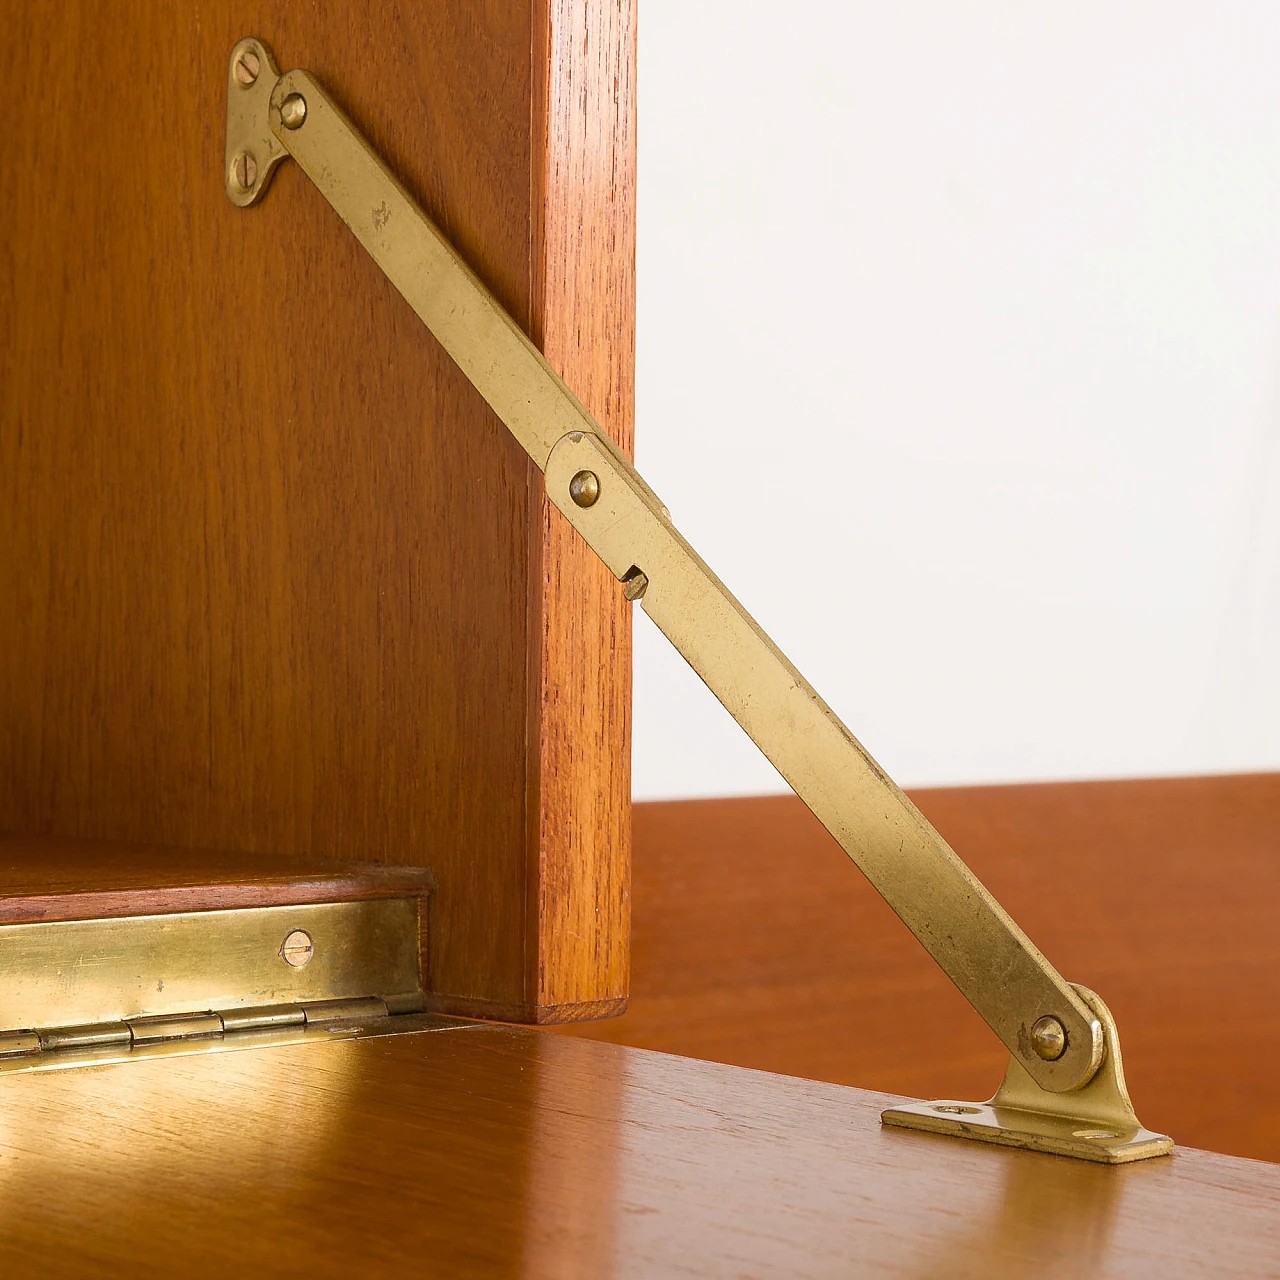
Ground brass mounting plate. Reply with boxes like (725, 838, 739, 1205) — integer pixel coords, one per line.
(0, 898, 421, 1033)
(880, 1097, 1172, 1165)
(224, 37, 288, 206)
(881, 987, 1173, 1164)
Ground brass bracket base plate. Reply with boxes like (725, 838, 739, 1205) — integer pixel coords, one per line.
(881, 985, 1173, 1164)
(881, 1099, 1173, 1165)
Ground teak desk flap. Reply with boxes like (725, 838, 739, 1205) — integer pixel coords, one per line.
(0, 1027, 1275, 1275)
(0, 5, 635, 1022)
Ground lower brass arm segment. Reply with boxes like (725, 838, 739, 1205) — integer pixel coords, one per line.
(545, 432, 1104, 1095)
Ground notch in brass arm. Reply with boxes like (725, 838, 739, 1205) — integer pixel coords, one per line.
(225, 38, 1172, 1163)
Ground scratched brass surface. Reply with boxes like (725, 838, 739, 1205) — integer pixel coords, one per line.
(0, 899, 420, 1033)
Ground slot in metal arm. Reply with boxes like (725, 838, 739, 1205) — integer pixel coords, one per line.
(225, 38, 1172, 1163)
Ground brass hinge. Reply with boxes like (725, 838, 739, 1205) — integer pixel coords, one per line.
(0, 993, 427, 1070)
(0, 897, 438, 1073)
(222, 37, 1173, 1164)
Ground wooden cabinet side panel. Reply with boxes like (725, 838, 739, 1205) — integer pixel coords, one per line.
(525, 0, 637, 1020)
(0, 2, 633, 1017)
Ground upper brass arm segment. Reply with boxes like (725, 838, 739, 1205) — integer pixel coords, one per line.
(274, 67, 597, 470)
(224, 38, 1172, 1160)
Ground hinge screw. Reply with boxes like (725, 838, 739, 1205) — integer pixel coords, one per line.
(1030, 1015, 1067, 1061)
(280, 929, 315, 967)
(231, 151, 258, 192)
(233, 49, 261, 86)
(569, 470, 600, 508)
(280, 93, 308, 130)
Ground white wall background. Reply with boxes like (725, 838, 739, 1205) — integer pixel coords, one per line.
(630, 1, 1280, 799)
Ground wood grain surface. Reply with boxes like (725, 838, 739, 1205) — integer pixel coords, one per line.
(562, 776, 1280, 1163)
(0, 833, 431, 925)
(523, 0, 636, 1021)
(0, 1023, 1272, 1276)
(0, 3, 634, 1021)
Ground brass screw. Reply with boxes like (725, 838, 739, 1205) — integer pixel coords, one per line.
(280, 929, 315, 968)
(569, 470, 600, 508)
(231, 151, 258, 191)
(280, 93, 308, 130)
(233, 49, 261, 86)
(1030, 1015, 1067, 1061)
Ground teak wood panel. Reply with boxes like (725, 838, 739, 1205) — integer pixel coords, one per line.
(0, 833, 433, 925)
(563, 775, 1280, 1163)
(0, 1025, 1274, 1275)
(0, 3, 634, 1021)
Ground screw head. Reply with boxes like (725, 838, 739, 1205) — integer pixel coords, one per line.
(1030, 1015, 1067, 1061)
(280, 929, 315, 968)
(280, 93, 308, 130)
(231, 151, 258, 192)
(569, 470, 600, 508)
(234, 49, 261, 86)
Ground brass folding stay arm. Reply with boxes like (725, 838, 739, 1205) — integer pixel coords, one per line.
(225, 39, 1171, 1163)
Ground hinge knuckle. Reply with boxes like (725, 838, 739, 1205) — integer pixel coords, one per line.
(5, 991, 428, 1069)
(128, 1012, 224, 1045)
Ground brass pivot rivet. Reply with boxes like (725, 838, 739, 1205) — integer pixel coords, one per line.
(569, 470, 600, 508)
(280, 929, 315, 968)
(1030, 1015, 1067, 1061)
(231, 151, 258, 192)
(233, 49, 261, 86)
(280, 94, 308, 130)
